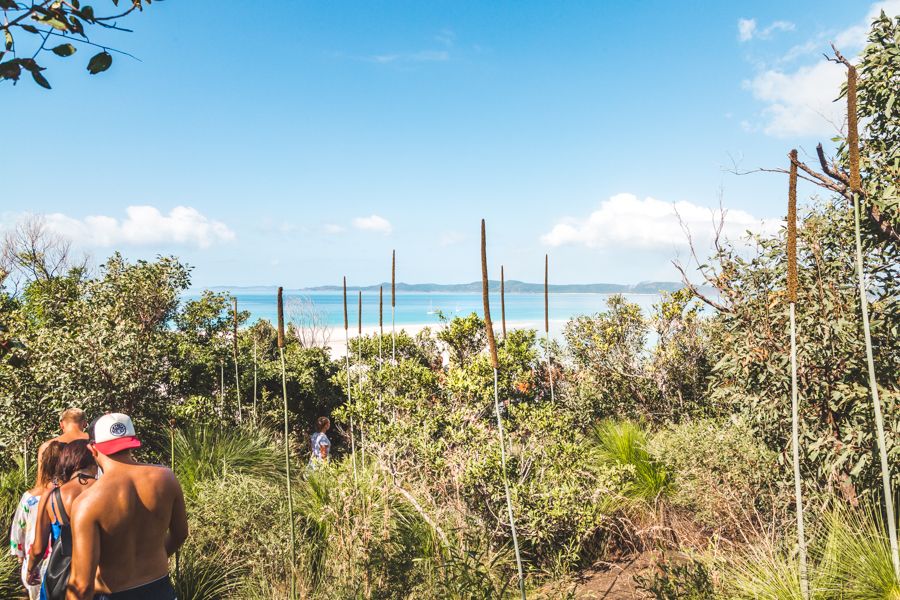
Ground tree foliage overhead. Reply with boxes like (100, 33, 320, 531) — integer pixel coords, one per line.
(0, 0, 153, 88)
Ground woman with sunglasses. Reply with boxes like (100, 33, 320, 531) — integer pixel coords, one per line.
(27, 439, 98, 599)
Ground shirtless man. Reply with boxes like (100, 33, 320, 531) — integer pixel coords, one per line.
(66, 413, 188, 600)
(34, 408, 89, 487)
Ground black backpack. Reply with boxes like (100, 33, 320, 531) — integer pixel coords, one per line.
(42, 487, 73, 600)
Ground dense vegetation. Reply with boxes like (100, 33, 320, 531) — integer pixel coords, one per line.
(1, 12, 898, 600)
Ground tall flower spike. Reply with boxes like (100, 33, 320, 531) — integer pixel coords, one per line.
(847, 65, 861, 193)
(481, 220, 498, 370)
(788, 149, 799, 304)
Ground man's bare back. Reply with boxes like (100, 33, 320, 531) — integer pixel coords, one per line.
(66, 414, 187, 600)
(35, 408, 88, 488)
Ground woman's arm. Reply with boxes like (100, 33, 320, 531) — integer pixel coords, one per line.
(27, 488, 52, 575)
(9, 496, 27, 562)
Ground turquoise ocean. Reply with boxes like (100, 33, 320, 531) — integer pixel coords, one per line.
(186, 291, 661, 336)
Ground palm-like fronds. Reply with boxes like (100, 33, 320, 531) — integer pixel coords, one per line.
(591, 420, 670, 504)
(173, 425, 284, 500)
(173, 544, 245, 600)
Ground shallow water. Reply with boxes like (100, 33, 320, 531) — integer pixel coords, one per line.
(184, 291, 661, 335)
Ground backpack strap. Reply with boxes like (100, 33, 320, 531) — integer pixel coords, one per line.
(52, 487, 70, 527)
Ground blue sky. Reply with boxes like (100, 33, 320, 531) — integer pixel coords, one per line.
(3, 1, 895, 288)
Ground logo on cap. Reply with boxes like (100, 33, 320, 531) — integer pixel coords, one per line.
(110, 422, 127, 437)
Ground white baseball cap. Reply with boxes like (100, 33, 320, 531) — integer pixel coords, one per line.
(91, 413, 141, 455)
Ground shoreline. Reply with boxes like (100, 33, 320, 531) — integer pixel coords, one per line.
(324, 319, 568, 359)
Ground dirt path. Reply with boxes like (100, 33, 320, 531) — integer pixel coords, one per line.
(538, 553, 655, 599)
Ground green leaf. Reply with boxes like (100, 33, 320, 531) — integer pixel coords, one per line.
(0, 0, 17, 9)
(21, 24, 39, 34)
(51, 43, 76, 57)
(41, 17, 69, 31)
(77, 6, 94, 21)
(31, 70, 51, 89)
(4, 30, 12, 51)
(86, 51, 112, 74)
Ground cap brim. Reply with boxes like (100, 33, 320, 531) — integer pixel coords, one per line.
(93, 436, 141, 456)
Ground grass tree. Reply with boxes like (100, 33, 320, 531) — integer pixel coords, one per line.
(787, 148, 810, 599)
(276, 287, 297, 593)
(481, 219, 526, 599)
(843, 58, 900, 579)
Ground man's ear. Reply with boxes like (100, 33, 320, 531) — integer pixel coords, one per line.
(89, 443, 99, 458)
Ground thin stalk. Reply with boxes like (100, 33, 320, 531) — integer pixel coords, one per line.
(544, 254, 555, 402)
(787, 149, 810, 600)
(790, 305, 810, 598)
(277, 287, 297, 594)
(252, 335, 258, 423)
(379, 285, 384, 428)
(232, 298, 242, 423)
(846, 63, 900, 579)
(358, 291, 365, 465)
(344, 277, 357, 482)
(854, 191, 899, 577)
(219, 359, 224, 415)
(391, 249, 396, 363)
(170, 423, 179, 580)
(482, 219, 526, 600)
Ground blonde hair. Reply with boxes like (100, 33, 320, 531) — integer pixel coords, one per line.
(59, 408, 86, 425)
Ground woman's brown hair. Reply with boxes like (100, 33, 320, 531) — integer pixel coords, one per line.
(56, 439, 96, 483)
(40, 441, 66, 487)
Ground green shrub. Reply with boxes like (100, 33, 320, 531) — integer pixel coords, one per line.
(172, 544, 245, 600)
(634, 556, 714, 600)
(187, 473, 291, 585)
(818, 504, 900, 599)
(462, 405, 628, 571)
(0, 551, 21, 599)
(174, 424, 285, 499)
(591, 420, 670, 505)
(649, 417, 787, 539)
(721, 504, 899, 599)
(292, 458, 433, 598)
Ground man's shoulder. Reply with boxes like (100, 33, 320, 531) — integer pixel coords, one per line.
(70, 485, 104, 522)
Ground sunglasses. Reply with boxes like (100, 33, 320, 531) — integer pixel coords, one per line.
(75, 472, 98, 485)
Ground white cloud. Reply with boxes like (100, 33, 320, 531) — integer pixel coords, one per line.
(743, 60, 845, 137)
(439, 231, 465, 246)
(367, 50, 449, 64)
(738, 18, 757, 42)
(435, 29, 456, 47)
(323, 223, 346, 235)
(742, 1, 900, 137)
(835, 0, 900, 49)
(738, 18, 794, 42)
(540, 194, 777, 250)
(39, 205, 234, 248)
(352, 214, 393, 235)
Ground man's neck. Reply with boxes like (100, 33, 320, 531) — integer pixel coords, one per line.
(97, 451, 139, 471)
